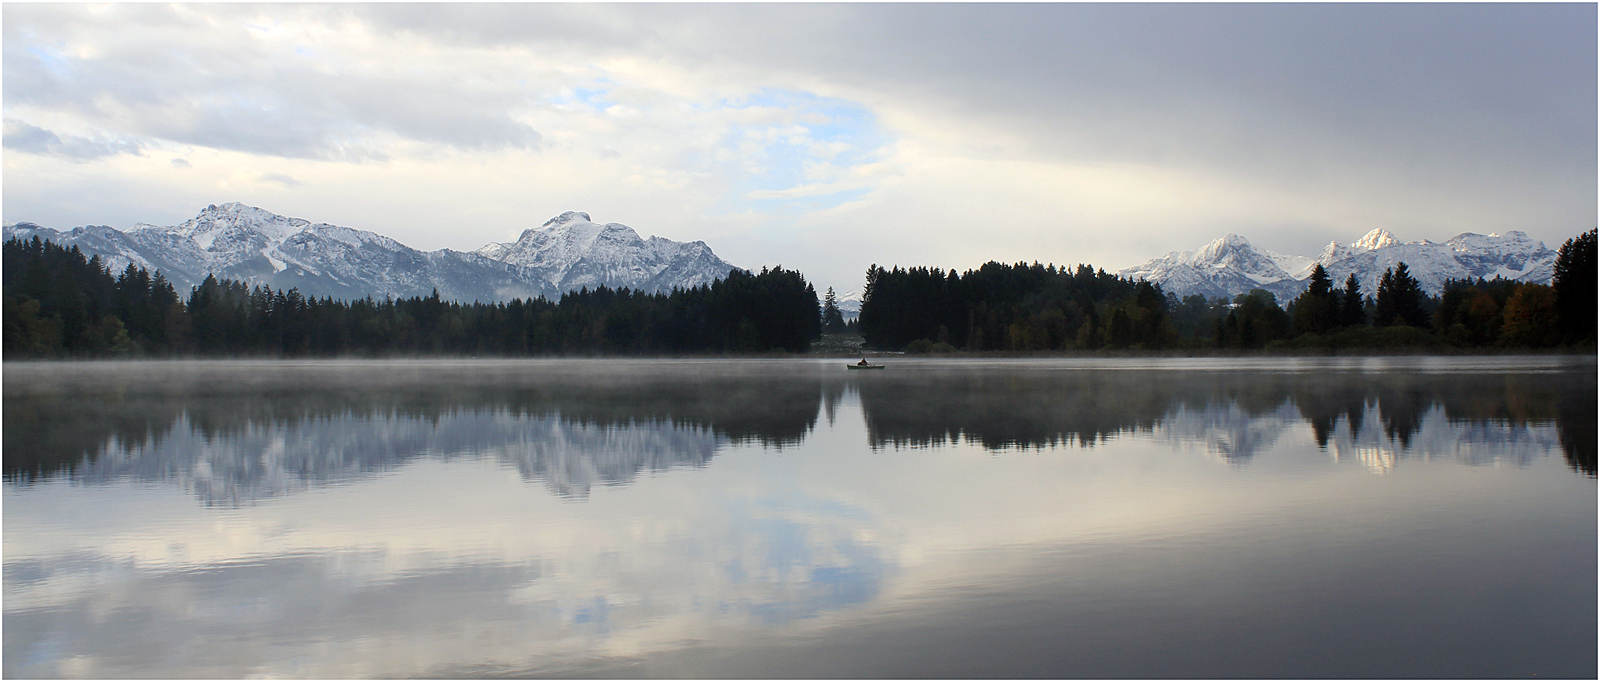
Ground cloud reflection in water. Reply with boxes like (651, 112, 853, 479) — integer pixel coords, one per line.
(2, 357, 1593, 677)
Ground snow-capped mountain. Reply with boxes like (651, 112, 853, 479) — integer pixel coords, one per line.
(833, 288, 863, 321)
(474, 211, 737, 295)
(1118, 233, 1310, 302)
(1119, 227, 1559, 302)
(4, 204, 740, 302)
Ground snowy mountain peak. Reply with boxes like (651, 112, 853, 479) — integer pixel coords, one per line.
(1119, 226, 1559, 302)
(5, 204, 741, 304)
(1189, 234, 1294, 278)
(1198, 233, 1250, 253)
(475, 212, 738, 293)
(543, 211, 592, 228)
(135, 202, 316, 250)
(1354, 228, 1400, 252)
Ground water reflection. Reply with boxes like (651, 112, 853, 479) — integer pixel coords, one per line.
(5, 361, 825, 501)
(6, 358, 1595, 501)
(3, 358, 1594, 678)
(853, 360, 1593, 474)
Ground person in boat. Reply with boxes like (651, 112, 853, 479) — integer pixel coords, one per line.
(857, 358, 869, 366)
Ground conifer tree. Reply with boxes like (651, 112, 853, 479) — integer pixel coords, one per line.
(1291, 264, 1337, 336)
(1552, 229, 1596, 345)
(821, 287, 847, 333)
(1340, 273, 1365, 327)
(1374, 263, 1428, 327)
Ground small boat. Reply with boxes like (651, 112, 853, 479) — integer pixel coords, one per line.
(847, 360, 885, 370)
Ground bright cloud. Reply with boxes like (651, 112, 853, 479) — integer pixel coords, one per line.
(3, 3, 1594, 294)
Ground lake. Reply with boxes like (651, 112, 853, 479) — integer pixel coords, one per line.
(3, 357, 1595, 678)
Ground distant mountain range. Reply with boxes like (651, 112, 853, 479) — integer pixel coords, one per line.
(2, 203, 739, 302)
(1119, 228, 1557, 302)
(4, 203, 1564, 309)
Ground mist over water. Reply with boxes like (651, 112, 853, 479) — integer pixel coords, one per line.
(4, 357, 1595, 677)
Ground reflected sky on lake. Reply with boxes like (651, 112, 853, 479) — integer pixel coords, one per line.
(4, 357, 1595, 678)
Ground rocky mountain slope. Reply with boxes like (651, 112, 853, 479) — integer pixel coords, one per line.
(4, 204, 739, 302)
(475, 211, 735, 296)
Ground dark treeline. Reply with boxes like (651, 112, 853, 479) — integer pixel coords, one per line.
(3, 236, 821, 357)
(861, 229, 1597, 352)
(859, 261, 1173, 351)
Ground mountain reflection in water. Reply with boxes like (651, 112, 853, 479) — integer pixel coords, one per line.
(5, 357, 1594, 504)
(3, 358, 1594, 679)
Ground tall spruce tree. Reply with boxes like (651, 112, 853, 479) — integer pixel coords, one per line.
(1340, 273, 1366, 327)
(1291, 264, 1337, 336)
(821, 287, 847, 333)
(1552, 229, 1596, 345)
(1374, 262, 1428, 327)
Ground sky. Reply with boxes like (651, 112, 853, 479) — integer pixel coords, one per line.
(4, 3, 1595, 295)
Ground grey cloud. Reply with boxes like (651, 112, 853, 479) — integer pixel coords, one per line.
(3, 4, 543, 161)
(16, 3, 1591, 178)
(325, 4, 1595, 263)
(352, 3, 1596, 252)
(2, 119, 141, 160)
(3, 3, 1592, 262)
(170, 158, 191, 168)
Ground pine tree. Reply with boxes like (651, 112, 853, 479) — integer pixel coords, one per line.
(1375, 263, 1428, 327)
(1553, 229, 1596, 345)
(1340, 273, 1365, 327)
(821, 287, 846, 333)
(1291, 264, 1337, 335)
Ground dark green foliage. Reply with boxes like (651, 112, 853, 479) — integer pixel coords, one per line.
(1340, 273, 1366, 327)
(3, 237, 821, 357)
(1374, 263, 1431, 327)
(858, 261, 1172, 351)
(1291, 264, 1338, 336)
(1216, 289, 1291, 349)
(1553, 229, 1596, 345)
(2, 236, 179, 356)
(821, 287, 848, 334)
(1500, 283, 1559, 348)
(1433, 277, 1517, 347)
(1168, 293, 1229, 343)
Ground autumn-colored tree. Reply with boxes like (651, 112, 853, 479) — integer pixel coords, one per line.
(1501, 283, 1559, 348)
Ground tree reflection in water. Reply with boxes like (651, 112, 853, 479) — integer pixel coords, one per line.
(5, 358, 1593, 504)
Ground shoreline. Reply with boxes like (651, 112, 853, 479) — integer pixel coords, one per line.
(3, 348, 1595, 363)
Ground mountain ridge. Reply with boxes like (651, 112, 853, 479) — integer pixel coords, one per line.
(1119, 228, 1558, 302)
(3, 203, 740, 303)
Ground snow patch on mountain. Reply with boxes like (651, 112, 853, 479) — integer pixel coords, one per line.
(4, 203, 741, 303)
(1118, 233, 1307, 302)
(1120, 227, 1560, 302)
(474, 211, 737, 294)
(1352, 228, 1401, 252)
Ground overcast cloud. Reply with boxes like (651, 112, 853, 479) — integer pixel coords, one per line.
(3, 3, 1593, 294)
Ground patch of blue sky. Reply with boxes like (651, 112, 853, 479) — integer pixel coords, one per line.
(712, 88, 892, 218)
(541, 81, 616, 112)
(24, 44, 70, 76)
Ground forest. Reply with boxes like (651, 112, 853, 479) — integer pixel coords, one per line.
(3, 229, 1593, 358)
(2, 235, 820, 357)
(859, 229, 1596, 352)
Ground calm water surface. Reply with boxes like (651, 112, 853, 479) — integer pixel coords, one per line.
(4, 357, 1595, 678)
